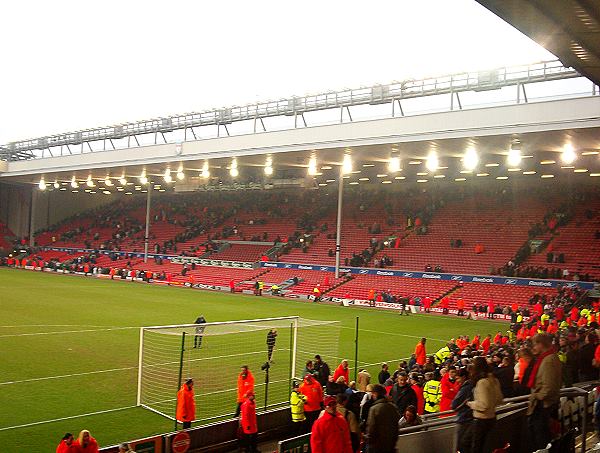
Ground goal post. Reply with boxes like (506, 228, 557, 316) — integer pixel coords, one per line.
(137, 316, 340, 424)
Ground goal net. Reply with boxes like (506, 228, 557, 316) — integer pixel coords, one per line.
(137, 316, 340, 423)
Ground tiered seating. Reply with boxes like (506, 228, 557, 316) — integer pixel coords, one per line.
(280, 203, 403, 266)
(238, 269, 343, 295)
(171, 266, 264, 287)
(0, 223, 15, 251)
(326, 275, 456, 301)
(521, 199, 600, 280)
(208, 243, 271, 262)
(371, 194, 551, 275)
(451, 283, 557, 310)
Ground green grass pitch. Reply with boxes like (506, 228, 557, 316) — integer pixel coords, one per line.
(0, 268, 506, 452)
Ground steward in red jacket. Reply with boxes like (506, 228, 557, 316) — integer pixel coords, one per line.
(439, 367, 461, 414)
(310, 396, 352, 453)
(239, 392, 258, 452)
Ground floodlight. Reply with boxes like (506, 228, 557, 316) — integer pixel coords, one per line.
(119, 177, 127, 185)
(163, 168, 172, 183)
(342, 154, 352, 174)
(426, 150, 439, 172)
(463, 147, 478, 170)
(104, 177, 113, 186)
(389, 156, 401, 172)
(230, 159, 238, 177)
(71, 176, 79, 188)
(176, 170, 185, 180)
(201, 161, 210, 178)
(53, 181, 60, 189)
(507, 144, 522, 167)
(38, 178, 47, 190)
(308, 156, 318, 176)
(86, 175, 94, 187)
(561, 144, 576, 164)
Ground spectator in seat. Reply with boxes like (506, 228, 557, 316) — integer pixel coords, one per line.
(466, 357, 504, 453)
(56, 433, 74, 453)
(378, 363, 390, 385)
(335, 393, 361, 453)
(72, 430, 99, 453)
(527, 333, 562, 451)
(365, 384, 400, 453)
(452, 367, 474, 453)
(314, 355, 331, 387)
(390, 372, 417, 415)
(333, 359, 350, 384)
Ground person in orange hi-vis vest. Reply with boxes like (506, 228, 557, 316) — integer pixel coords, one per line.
(236, 365, 255, 417)
(415, 338, 427, 366)
(176, 378, 196, 429)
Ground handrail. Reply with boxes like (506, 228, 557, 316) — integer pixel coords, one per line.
(0, 60, 584, 161)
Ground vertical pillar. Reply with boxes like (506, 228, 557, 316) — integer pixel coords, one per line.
(144, 186, 152, 263)
(335, 168, 344, 279)
(29, 188, 36, 247)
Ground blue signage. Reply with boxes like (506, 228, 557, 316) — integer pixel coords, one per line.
(260, 261, 596, 290)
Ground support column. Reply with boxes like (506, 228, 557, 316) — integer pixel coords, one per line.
(334, 168, 344, 279)
(144, 186, 152, 263)
(29, 188, 36, 247)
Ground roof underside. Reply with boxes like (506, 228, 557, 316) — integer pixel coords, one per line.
(476, 0, 600, 85)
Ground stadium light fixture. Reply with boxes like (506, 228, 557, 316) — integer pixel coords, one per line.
(86, 175, 95, 187)
(201, 161, 210, 178)
(507, 143, 522, 167)
(561, 143, 576, 164)
(163, 168, 173, 183)
(71, 176, 79, 188)
(38, 177, 47, 190)
(388, 156, 401, 173)
(119, 176, 127, 185)
(230, 158, 239, 177)
(426, 150, 438, 172)
(104, 176, 113, 186)
(308, 156, 318, 176)
(264, 156, 273, 176)
(342, 154, 352, 174)
(176, 170, 185, 180)
(139, 170, 148, 185)
(463, 147, 478, 171)
(53, 181, 60, 189)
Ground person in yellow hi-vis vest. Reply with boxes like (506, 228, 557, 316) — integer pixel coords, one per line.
(434, 343, 453, 365)
(423, 371, 441, 413)
(290, 381, 307, 434)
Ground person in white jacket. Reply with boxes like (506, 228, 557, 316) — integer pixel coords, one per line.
(466, 356, 504, 453)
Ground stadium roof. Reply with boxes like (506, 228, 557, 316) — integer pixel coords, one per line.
(476, 0, 600, 85)
(3, 126, 600, 192)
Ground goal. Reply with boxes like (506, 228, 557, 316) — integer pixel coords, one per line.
(137, 316, 340, 424)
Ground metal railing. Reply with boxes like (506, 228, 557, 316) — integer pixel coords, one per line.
(0, 60, 589, 162)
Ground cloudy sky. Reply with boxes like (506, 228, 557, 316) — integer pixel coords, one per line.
(0, 0, 555, 144)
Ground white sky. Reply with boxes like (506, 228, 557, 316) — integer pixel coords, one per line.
(0, 0, 555, 144)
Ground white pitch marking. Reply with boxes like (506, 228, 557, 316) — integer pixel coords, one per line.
(0, 326, 137, 338)
(0, 406, 137, 431)
(0, 366, 137, 386)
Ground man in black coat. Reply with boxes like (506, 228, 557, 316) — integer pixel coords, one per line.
(313, 354, 331, 387)
(389, 372, 417, 416)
